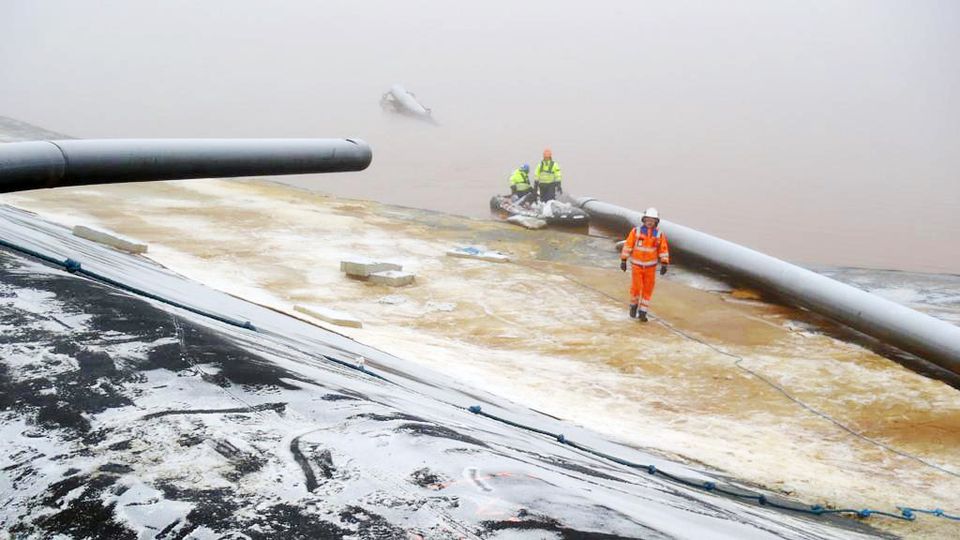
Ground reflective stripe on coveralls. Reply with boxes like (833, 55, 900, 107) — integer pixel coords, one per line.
(620, 225, 670, 265)
(509, 168, 531, 191)
(535, 160, 563, 184)
(631, 265, 658, 307)
(620, 225, 670, 310)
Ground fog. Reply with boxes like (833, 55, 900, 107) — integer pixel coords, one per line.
(2, 0, 958, 273)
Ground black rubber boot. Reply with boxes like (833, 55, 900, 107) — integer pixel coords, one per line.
(629, 304, 638, 318)
(637, 311, 648, 322)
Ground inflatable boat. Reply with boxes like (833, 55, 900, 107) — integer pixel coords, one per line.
(489, 194, 590, 229)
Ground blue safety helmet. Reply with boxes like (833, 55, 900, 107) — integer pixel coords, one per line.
(520, 163, 530, 172)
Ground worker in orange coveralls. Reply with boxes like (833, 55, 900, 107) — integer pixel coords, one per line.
(620, 207, 670, 322)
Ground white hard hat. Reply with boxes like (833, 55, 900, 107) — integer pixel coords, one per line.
(642, 207, 660, 220)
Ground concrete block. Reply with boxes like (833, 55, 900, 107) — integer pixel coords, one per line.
(446, 246, 510, 263)
(294, 304, 363, 328)
(340, 257, 402, 277)
(369, 270, 415, 287)
(72, 225, 148, 254)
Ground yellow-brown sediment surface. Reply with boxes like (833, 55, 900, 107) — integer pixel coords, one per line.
(5, 179, 959, 538)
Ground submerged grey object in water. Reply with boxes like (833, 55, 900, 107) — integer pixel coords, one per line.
(380, 83, 436, 123)
(577, 197, 960, 375)
(0, 138, 372, 194)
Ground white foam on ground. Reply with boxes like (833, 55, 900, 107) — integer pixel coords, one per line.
(5, 180, 960, 538)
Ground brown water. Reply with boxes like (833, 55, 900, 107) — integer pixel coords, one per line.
(2, 0, 958, 273)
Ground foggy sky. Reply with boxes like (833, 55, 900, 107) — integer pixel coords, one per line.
(2, 0, 958, 272)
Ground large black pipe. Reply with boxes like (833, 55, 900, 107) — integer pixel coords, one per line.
(0, 138, 372, 193)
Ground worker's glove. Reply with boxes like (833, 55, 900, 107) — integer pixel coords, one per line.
(556, 184, 563, 194)
(620, 260, 627, 272)
(660, 264, 669, 276)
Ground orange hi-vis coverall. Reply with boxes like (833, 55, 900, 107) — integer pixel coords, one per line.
(620, 225, 670, 313)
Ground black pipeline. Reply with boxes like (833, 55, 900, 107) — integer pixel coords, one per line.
(0, 138, 372, 194)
